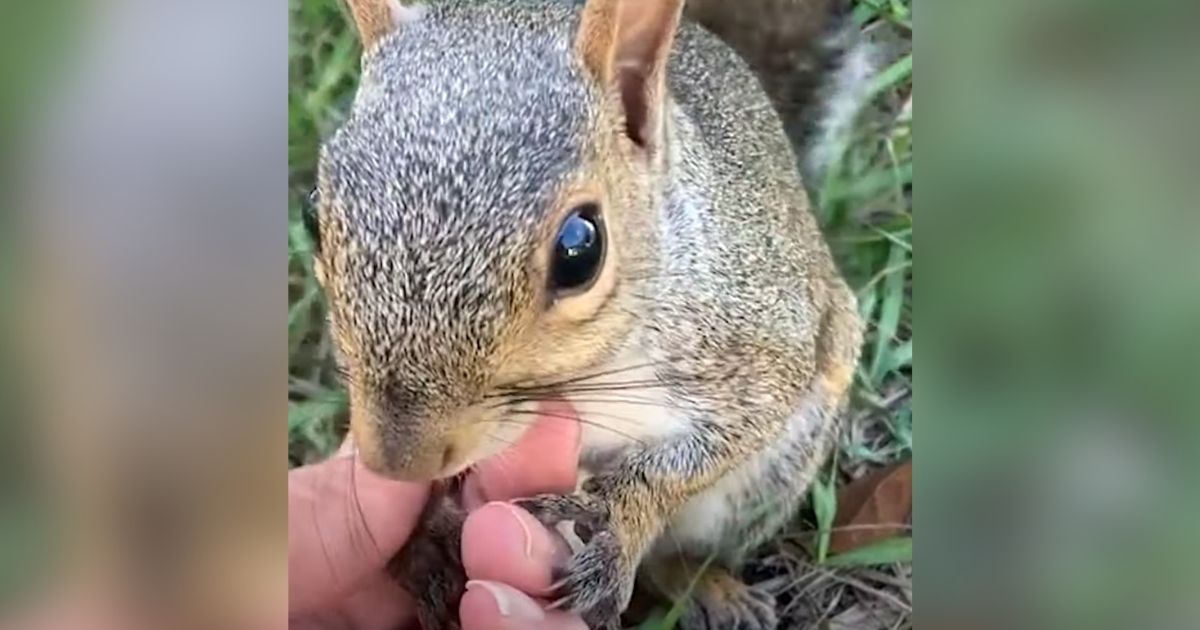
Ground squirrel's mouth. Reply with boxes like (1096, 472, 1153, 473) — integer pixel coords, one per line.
(433, 454, 477, 481)
(442, 468, 470, 495)
(365, 398, 580, 490)
(420, 436, 483, 481)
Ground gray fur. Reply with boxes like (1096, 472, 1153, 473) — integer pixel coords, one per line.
(318, 0, 592, 463)
(683, 0, 876, 190)
(315, 0, 864, 627)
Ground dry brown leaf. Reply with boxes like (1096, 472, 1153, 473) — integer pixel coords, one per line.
(827, 603, 904, 630)
(829, 459, 912, 554)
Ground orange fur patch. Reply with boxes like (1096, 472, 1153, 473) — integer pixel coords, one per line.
(819, 361, 855, 400)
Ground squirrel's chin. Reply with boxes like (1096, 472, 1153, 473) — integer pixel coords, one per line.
(438, 459, 476, 482)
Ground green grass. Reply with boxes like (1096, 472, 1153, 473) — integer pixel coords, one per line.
(288, 0, 359, 464)
(289, 0, 911, 624)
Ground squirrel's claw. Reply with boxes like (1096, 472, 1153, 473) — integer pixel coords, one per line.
(678, 576, 778, 630)
(516, 493, 632, 629)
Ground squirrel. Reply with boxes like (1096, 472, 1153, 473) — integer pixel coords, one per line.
(306, 0, 868, 628)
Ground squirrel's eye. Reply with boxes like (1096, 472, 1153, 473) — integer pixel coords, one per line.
(551, 204, 605, 294)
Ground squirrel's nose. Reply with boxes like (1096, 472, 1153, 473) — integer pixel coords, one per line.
(346, 384, 448, 480)
(356, 429, 454, 481)
(348, 382, 483, 480)
(349, 411, 471, 482)
(347, 413, 441, 484)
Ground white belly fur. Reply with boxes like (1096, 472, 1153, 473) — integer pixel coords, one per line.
(571, 358, 692, 488)
(569, 350, 829, 560)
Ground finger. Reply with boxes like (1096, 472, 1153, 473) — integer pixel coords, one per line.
(462, 502, 570, 595)
(460, 580, 587, 630)
(462, 400, 581, 508)
(335, 574, 417, 630)
(288, 453, 429, 614)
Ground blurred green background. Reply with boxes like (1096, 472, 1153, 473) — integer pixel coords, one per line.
(922, 1, 1200, 628)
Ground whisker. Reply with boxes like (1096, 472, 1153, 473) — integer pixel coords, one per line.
(479, 443, 522, 492)
(504, 380, 688, 396)
(493, 379, 685, 400)
(346, 449, 381, 560)
(496, 378, 714, 405)
(482, 397, 516, 412)
(501, 402, 652, 430)
(492, 391, 706, 429)
(525, 395, 710, 414)
(503, 410, 650, 446)
(497, 361, 669, 393)
(483, 431, 524, 453)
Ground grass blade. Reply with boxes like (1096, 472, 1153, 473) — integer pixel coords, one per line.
(812, 472, 838, 564)
(866, 53, 913, 101)
(825, 536, 912, 567)
(869, 242, 908, 384)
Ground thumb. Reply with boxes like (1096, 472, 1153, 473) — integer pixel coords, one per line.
(461, 400, 581, 508)
(288, 452, 430, 614)
(460, 580, 587, 630)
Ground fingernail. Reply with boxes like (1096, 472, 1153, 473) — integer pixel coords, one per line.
(467, 580, 546, 621)
(554, 520, 587, 554)
(489, 501, 534, 559)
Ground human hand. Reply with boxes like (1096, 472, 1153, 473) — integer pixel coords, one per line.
(288, 405, 587, 630)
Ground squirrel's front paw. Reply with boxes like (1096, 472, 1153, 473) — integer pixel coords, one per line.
(387, 501, 466, 630)
(516, 492, 633, 630)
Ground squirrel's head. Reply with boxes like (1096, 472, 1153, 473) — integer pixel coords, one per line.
(310, 0, 685, 480)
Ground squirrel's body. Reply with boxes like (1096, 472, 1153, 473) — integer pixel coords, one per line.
(575, 18, 859, 562)
(313, 1, 865, 627)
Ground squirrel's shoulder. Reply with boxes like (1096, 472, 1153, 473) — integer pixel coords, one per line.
(665, 20, 811, 225)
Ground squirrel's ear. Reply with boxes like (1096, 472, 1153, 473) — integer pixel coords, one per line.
(344, 0, 423, 52)
(576, 0, 684, 149)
